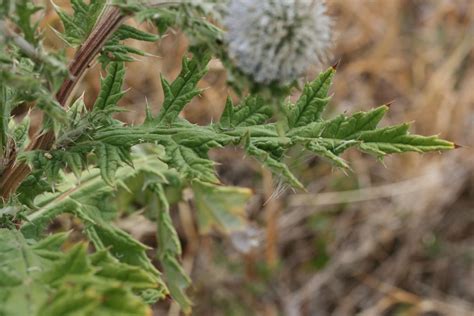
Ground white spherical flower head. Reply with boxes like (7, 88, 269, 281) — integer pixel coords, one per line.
(224, 0, 333, 84)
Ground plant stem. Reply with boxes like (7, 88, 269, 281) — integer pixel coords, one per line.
(0, 6, 127, 199)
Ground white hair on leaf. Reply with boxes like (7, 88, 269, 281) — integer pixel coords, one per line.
(224, 0, 333, 84)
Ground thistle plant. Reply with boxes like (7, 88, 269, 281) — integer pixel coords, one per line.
(0, 1, 454, 315)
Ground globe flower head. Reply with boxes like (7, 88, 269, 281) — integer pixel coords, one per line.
(224, 0, 333, 85)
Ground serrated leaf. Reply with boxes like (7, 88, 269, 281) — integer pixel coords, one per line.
(32, 232, 70, 252)
(95, 143, 123, 186)
(0, 229, 48, 316)
(54, 0, 106, 46)
(245, 142, 304, 189)
(161, 253, 193, 313)
(15, 1, 42, 44)
(37, 277, 151, 316)
(358, 123, 454, 156)
(93, 62, 126, 113)
(32, 232, 70, 260)
(11, 114, 30, 150)
(154, 184, 181, 256)
(306, 141, 350, 169)
(151, 183, 192, 311)
(85, 221, 160, 277)
(67, 95, 87, 125)
(154, 55, 210, 124)
(91, 251, 159, 290)
(220, 96, 272, 128)
(219, 97, 234, 129)
(100, 24, 159, 64)
(64, 151, 85, 178)
(0, 86, 11, 155)
(165, 141, 219, 184)
(288, 67, 335, 128)
(114, 24, 160, 42)
(41, 243, 93, 285)
(320, 106, 388, 141)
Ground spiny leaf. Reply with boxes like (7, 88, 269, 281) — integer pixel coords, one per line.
(288, 66, 335, 128)
(114, 24, 160, 42)
(164, 141, 219, 184)
(0, 229, 48, 316)
(220, 96, 272, 128)
(358, 123, 455, 156)
(320, 106, 388, 141)
(153, 183, 192, 311)
(11, 114, 30, 150)
(93, 62, 126, 113)
(54, 0, 106, 46)
(41, 243, 93, 285)
(160, 253, 192, 314)
(14, 1, 42, 44)
(100, 24, 159, 64)
(306, 141, 350, 169)
(95, 143, 124, 186)
(0, 86, 11, 155)
(154, 184, 181, 256)
(85, 222, 160, 278)
(91, 251, 161, 290)
(63, 151, 85, 178)
(243, 132, 303, 189)
(38, 280, 151, 316)
(154, 54, 211, 124)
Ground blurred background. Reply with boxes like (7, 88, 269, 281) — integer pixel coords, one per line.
(40, 0, 473, 315)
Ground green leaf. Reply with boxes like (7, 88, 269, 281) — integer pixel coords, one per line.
(220, 96, 272, 128)
(358, 123, 455, 156)
(0, 229, 48, 316)
(154, 184, 181, 256)
(37, 277, 151, 316)
(10, 114, 30, 150)
(86, 222, 160, 277)
(306, 140, 350, 169)
(63, 151, 85, 179)
(320, 106, 388, 141)
(95, 143, 125, 186)
(0, 232, 151, 316)
(41, 243, 93, 285)
(154, 54, 210, 124)
(288, 66, 335, 128)
(15, 1, 42, 43)
(245, 141, 304, 189)
(54, 0, 106, 46)
(151, 183, 193, 311)
(0, 86, 11, 156)
(91, 251, 161, 291)
(193, 182, 252, 234)
(93, 62, 126, 113)
(100, 25, 159, 64)
(161, 253, 192, 314)
(114, 24, 160, 42)
(164, 140, 219, 184)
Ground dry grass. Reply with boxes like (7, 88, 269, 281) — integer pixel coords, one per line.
(40, 1, 474, 315)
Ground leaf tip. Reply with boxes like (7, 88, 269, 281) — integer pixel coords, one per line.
(331, 58, 342, 71)
(385, 99, 396, 108)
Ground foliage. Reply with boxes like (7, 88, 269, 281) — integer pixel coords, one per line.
(0, 1, 454, 315)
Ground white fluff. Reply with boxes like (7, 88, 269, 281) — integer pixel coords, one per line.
(224, 0, 333, 84)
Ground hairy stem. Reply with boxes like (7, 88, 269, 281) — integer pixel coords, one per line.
(0, 6, 126, 199)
